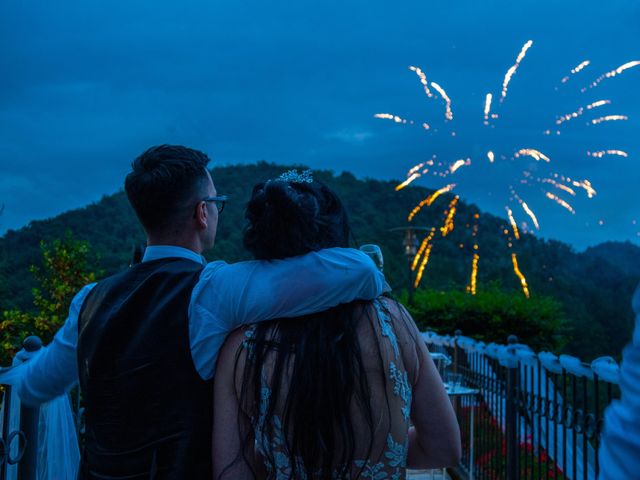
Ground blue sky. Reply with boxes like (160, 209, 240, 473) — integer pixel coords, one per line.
(1, 0, 638, 250)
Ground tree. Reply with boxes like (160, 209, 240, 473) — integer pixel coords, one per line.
(1, 234, 98, 366)
(404, 286, 569, 352)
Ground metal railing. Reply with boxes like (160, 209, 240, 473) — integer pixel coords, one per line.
(424, 330, 621, 480)
(0, 337, 42, 480)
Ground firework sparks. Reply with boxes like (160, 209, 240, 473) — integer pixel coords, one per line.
(440, 196, 459, 236)
(501, 40, 533, 102)
(590, 115, 628, 125)
(449, 158, 469, 173)
(374, 113, 412, 124)
(413, 244, 434, 288)
(587, 150, 629, 158)
(430, 82, 453, 121)
(561, 60, 590, 83)
(540, 178, 576, 196)
(515, 148, 551, 162)
(511, 253, 530, 298)
(484, 93, 493, 125)
(555, 100, 610, 125)
(412, 229, 436, 271)
(409, 65, 433, 98)
(583, 60, 640, 92)
(587, 100, 611, 109)
(512, 192, 540, 230)
(395, 173, 421, 191)
(545, 192, 576, 214)
(467, 253, 480, 295)
(571, 179, 597, 198)
(506, 207, 520, 239)
(407, 184, 456, 222)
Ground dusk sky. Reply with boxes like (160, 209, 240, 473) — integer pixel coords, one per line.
(1, 0, 638, 250)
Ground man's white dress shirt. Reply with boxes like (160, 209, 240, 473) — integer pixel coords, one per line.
(15, 245, 386, 405)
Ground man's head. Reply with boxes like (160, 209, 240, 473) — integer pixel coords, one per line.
(125, 145, 219, 251)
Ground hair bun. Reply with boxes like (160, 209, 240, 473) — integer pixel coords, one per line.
(264, 181, 300, 213)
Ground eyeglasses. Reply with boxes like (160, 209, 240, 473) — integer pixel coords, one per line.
(202, 195, 228, 214)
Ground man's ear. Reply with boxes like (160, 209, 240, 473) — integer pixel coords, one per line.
(194, 201, 208, 229)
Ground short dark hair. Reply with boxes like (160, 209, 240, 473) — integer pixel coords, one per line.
(124, 145, 211, 234)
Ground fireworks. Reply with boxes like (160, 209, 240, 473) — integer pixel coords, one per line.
(409, 65, 433, 98)
(506, 207, 520, 240)
(412, 229, 436, 271)
(515, 149, 551, 162)
(583, 60, 640, 91)
(555, 100, 610, 125)
(590, 115, 628, 125)
(468, 253, 480, 295)
(440, 197, 459, 236)
(511, 253, 530, 298)
(430, 82, 453, 121)
(484, 93, 493, 125)
(374, 113, 412, 124)
(375, 40, 633, 296)
(588, 150, 628, 158)
(449, 158, 469, 173)
(545, 192, 576, 214)
(501, 40, 533, 102)
(561, 60, 590, 83)
(407, 184, 456, 222)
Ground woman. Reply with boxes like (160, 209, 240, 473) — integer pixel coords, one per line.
(212, 171, 460, 479)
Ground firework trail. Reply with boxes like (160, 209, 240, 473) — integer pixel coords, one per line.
(545, 192, 576, 214)
(430, 82, 454, 120)
(515, 148, 551, 162)
(501, 40, 534, 102)
(440, 196, 459, 237)
(540, 178, 577, 196)
(511, 253, 530, 298)
(511, 190, 540, 230)
(413, 243, 434, 288)
(374, 113, 413, 124)
(582, 60, 640, 92)
(590, 115, 628, 125)
(506, 207, 520, 239)
(484, 93, 494, 124)
(409, 65, 433, 98)
(560, 60, 591, 84)
(468, 253, 479, 295)
(555, 100, 610, 125)
(449, 158, 469, 173)
(587, 150, 628, 158)
(412, 229, 436, 271)
(408, 184, 456, 221)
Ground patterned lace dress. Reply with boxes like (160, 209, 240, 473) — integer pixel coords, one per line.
(240, 297, 420, 480)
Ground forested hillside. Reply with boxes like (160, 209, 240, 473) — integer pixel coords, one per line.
(1, 162, 638, 360)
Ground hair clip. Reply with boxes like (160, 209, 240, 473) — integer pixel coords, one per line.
(276, 169, 314, 184)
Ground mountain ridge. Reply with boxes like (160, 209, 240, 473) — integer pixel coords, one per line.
(1, 162, 638, 360)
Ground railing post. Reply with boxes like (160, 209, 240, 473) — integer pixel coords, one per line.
(505, 334, 519, 480)
(17, 336, 42, 480)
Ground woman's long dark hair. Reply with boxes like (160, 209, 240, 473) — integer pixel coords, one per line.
(232, 177, 386, 479)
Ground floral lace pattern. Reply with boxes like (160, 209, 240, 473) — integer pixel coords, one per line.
(247, 298, 412, 479)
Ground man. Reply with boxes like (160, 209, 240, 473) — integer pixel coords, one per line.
(598, 284, 640, 479)
(15, 145, 386, 478)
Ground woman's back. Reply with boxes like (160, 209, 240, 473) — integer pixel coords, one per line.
(228, 297, 421, 479)
(212, 173, 460, 478)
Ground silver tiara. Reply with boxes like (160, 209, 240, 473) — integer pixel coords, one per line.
(276, 169, 314, 184)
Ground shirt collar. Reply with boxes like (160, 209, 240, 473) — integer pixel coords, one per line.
(142, 245, 207, 266)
